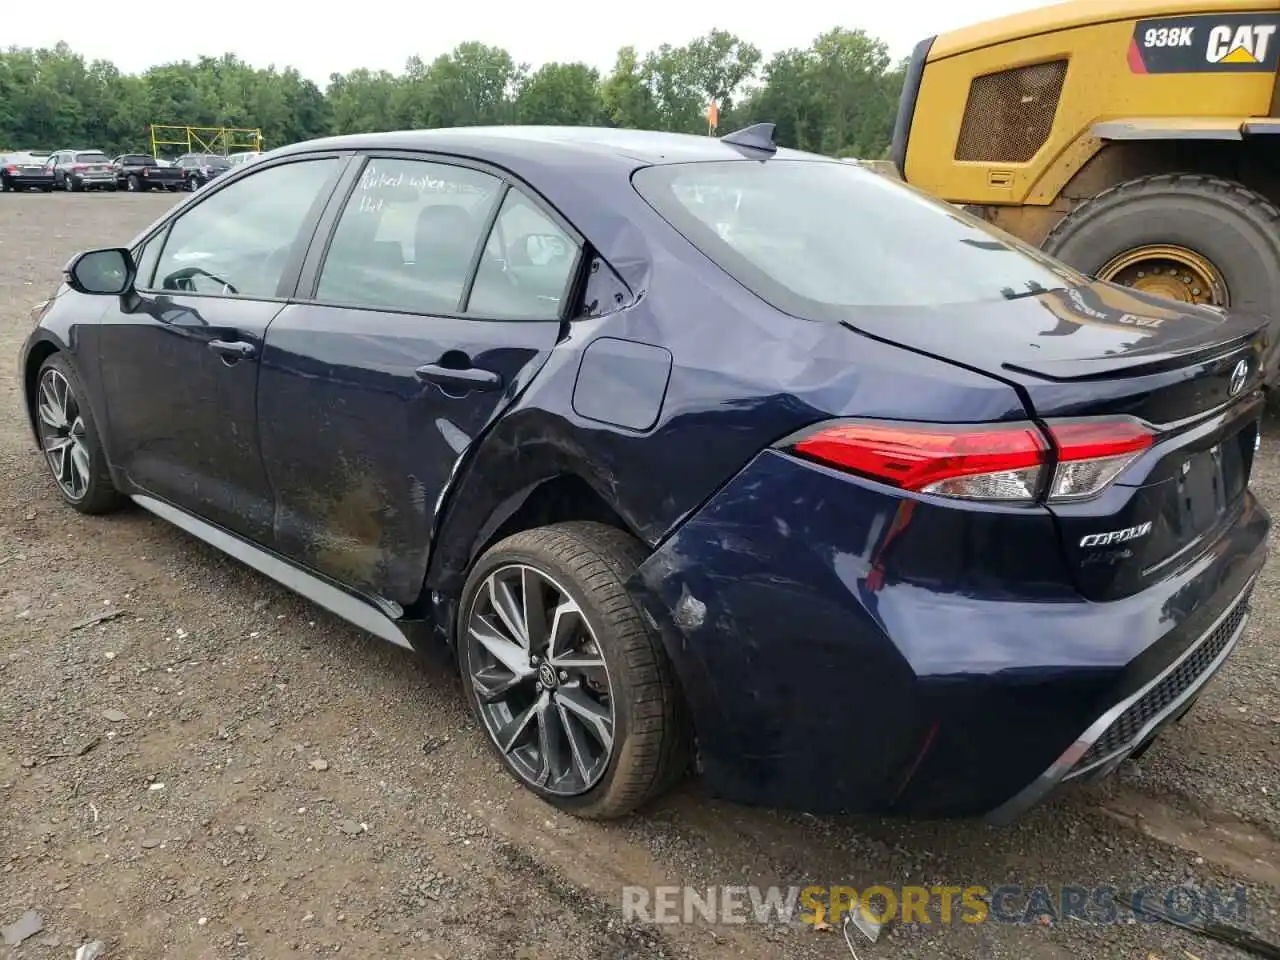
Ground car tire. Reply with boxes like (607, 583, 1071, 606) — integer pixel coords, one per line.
(65, 177, 78, 192)
(458, 521, 690, 819)
(127, 174, 140, 191)
(33, 354, 123, 515)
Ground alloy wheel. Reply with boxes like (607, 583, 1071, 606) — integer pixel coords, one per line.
(36, 368, 91, 501)
(466, 564, 616, 796)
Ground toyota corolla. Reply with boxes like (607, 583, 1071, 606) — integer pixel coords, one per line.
(19, 124, 1271, 822)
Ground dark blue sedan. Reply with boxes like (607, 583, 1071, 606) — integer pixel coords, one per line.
(18, 124, 1271, 822)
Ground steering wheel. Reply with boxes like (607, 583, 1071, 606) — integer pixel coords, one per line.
(168, 265, 239, 296)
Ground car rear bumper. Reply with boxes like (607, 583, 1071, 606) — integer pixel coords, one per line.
(632, 448, 1270, 820)
(4, 174, 55, 187)
(986, 575, 1254, 823)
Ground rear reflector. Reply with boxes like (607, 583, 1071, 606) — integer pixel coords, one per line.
(786, 416, 1154, 503)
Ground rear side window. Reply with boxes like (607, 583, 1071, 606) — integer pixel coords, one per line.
(633, 160, 1081, 313)
(315, 158, 503, 315)
(469, 188, 580, 320)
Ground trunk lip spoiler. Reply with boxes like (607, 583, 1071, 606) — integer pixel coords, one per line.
(1002, 328, 1266, 382)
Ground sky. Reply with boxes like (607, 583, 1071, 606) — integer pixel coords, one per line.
(10, 0, 1056, 84)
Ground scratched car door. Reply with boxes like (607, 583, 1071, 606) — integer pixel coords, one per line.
(257, 154, 577, 608)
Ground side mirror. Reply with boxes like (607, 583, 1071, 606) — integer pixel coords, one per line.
(65, 248, 136, 296)
(518, 233, 571, 267)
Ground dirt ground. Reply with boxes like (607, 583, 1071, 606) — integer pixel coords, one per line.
(1, 192, 1278, 960)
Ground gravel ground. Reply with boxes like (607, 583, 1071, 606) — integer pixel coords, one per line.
(0, 192, 1278, 960)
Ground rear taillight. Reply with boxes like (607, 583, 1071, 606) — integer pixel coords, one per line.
(71, 164, 86, 172)
(785, 416, 1154, 503)
(4, 165, 15, 173)
(1041, 418, 1153, 501)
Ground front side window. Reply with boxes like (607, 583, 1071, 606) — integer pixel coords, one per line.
(469, 188, 580, 320)
(133, 232, 163, 290)
(152, 158, 339, 298)
(633, 160, 1083, 315)
(315, 157, 502, 314)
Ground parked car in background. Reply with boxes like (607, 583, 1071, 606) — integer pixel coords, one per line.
(174, 153, 231, 190)
(20, 125, 1272, 824)
(227, 151, 261, 168)
(47, 150, 115, 191)
(1, 152, 55, 192)
(112, 154, 185, 192)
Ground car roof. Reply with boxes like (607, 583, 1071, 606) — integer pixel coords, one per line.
(274, 125, 823, 169)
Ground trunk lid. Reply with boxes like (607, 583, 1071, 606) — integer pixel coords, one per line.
(841, 280, 1270, 602)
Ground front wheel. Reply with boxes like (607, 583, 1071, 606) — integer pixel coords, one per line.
(458, 522, 689, 819)
(34, 354, 122, 514)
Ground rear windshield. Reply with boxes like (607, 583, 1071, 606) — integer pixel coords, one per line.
(632, 160, 1080, 313)
(75, 152, 108, 163)
(121, 155, 154, 164)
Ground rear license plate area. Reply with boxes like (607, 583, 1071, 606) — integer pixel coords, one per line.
(1178, 447, 1224, 533)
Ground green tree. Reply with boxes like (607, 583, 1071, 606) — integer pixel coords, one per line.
(516, 63, 602, 125)
(600, 46, 660, 130)
(0, 30, 906, 159)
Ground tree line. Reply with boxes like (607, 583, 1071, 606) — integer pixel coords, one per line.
(0, 28, 906, 159)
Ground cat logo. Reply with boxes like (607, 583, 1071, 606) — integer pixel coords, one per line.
(1206, 23, 1277, 64)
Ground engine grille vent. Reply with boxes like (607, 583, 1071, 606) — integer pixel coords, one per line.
(955, 59, 1069, 163)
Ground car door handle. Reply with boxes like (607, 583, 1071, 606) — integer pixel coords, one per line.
(208, 339, 257, 361)
(415, 363, 502, 392)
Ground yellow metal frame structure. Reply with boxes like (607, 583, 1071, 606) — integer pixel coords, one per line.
(149, 125, 263, 159)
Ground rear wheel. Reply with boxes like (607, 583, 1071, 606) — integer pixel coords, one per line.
(1043, 174, 1280, 315)
(458, 522, 689, 819)
(126, 174, 140, 192)
(34, 354, 122, 514)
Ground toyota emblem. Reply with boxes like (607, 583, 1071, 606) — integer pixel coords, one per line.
(1229, 358, 1249, 396)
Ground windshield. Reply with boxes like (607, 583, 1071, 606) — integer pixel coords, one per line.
(75, 152, 108, 163)
(632, 160, 1081, 313)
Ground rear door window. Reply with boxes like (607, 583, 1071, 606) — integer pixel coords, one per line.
(468, 187, 580, 320)
(633, 160, 1082, 316)
(314, 157, 503, 314)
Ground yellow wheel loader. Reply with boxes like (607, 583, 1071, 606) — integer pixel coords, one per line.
(892, 0, 1280, 358)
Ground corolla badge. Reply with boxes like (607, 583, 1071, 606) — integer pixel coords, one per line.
(1079, 521, 1153, 548)
(1229, 358, 1249, 396)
